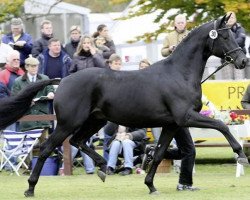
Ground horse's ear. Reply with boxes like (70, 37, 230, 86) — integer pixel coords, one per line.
(217, 14, 228, 28)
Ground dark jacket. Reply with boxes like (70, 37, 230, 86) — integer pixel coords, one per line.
(231, 23, 246, 54)
(64, 40, 79, 59)
(0, 81, 9, 98)
(2, 32, 33, 66)
(104, 122, 146, 145)
(11, 73, 54, 131)
(103, 39, 116, 59)
(37, 49, 71, 78)
(69, 51, 107, 74)
(31, 33, 53, 58)
(241, 84, 250, 109)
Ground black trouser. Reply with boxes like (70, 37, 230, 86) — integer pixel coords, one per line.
(164, 127, 195, 186)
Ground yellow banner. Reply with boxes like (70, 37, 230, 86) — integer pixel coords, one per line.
(202, 80, 250, 110)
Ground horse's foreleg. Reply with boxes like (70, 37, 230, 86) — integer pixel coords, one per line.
(145, 125, 176, 194)
(24, 126, 71, 197)
(183, 110, 249, 165)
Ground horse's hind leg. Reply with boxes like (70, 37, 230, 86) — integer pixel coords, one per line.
(183, 110, 249, 165)
(24, 125, 72, 197)
(69, 116, 107, 182)
(145, 124, 177, 194)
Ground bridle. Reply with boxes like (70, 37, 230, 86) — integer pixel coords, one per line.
(201, 20, 243, 84)
(209, 20, 243, 63)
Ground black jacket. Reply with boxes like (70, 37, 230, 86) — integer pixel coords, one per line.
(231, 23, 246, 54)
(32, 33, 53, 57)
(69, 51, 107, 74)
(64, 40, 79, 59)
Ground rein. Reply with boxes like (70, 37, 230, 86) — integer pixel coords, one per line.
(201, 60, 232, 84)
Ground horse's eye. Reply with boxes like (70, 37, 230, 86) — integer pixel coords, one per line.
(220, 33, 228, 40)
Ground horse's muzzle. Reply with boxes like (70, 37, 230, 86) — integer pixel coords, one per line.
(234, 55, 248, 69)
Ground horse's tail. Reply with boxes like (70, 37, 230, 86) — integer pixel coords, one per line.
(0, 78, 60, 130)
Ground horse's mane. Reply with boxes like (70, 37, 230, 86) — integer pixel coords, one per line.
(178, 20, 213, 48)
(160, 20, 214, 64)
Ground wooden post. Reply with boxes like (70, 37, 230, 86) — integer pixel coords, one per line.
(156, 159, 172, 173)
(63, 137, 72, 175)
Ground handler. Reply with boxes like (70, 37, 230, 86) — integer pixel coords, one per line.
(161, 14, 199, 191)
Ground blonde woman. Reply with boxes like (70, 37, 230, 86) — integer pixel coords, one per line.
(69, 35, 107, 74)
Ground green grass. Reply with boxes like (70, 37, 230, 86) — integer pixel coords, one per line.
(0, 147, 249, 200)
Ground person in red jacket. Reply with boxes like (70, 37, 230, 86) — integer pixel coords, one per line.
(0, 50, 24, 94)
(0, 49, 24, 130)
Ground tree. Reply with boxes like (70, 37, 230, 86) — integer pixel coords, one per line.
(0, 0, 64, 24)
(0, 0, 25, 23)
(64, 0, 128, 13)
(110, 0, 250, 42)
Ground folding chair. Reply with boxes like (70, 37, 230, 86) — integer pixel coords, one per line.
(0, 129, 43, 176)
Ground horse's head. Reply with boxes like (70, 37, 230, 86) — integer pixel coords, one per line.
(209, 14, 247, 69)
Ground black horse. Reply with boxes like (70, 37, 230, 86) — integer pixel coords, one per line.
(0, 15, 248, 197)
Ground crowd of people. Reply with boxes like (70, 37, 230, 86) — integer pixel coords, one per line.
(0, 11, 249, 191)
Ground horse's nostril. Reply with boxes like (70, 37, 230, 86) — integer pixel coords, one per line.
(241, 59, 247, 68)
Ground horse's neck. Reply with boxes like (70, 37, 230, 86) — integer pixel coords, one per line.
(166, 26, 211, 83)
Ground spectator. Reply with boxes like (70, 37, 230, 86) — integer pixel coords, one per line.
(101, 54, 123, 162)
(38, 38, 71, 79)
(64, 25, 81, 59)
(2, 18, 33, 70)
(0, 50, 24, 130)
(220, 11, 246, 79)
(69, 35, 106, 74)
(105, 122, 146, 176)
(226, 11, 246, 54)
(61, 35, 107, 176)
(0, 31, 13, 70)
(32, 20, 54, 58)
(11, 56, 54, 132)
(107, 53, 122, 70)
(138, 58, 151, 70)
(241, 84, 250, 109)
(92, 24, 116, 59)
(161, 14, 189, 57)
(0, 50, 24, 93)
(138, 58, 162, 143)
(94, 36, 111, 59)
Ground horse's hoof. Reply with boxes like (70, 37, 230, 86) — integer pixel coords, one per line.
(149, 190, 159, 195)
(237, 157, 249, 166)
(24, 190, 34, 197)
(97, 170, 106, 182)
